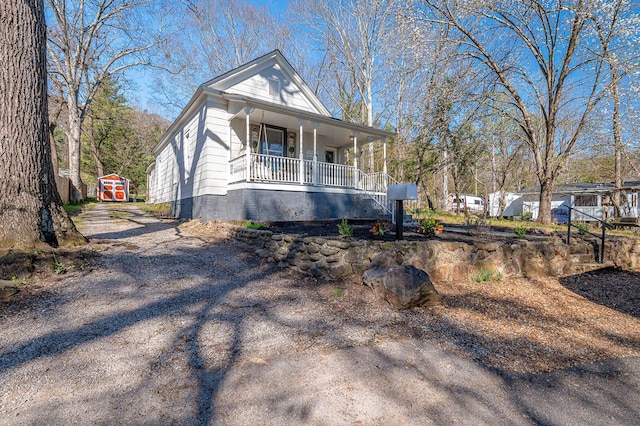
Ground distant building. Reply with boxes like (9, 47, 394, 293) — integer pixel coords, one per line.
(97, 174, 130, 202)
(489, 182, 640, 222)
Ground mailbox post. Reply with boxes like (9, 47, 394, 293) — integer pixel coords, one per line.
(387, 183, 418, 241)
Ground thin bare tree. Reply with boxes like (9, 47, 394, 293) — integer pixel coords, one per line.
(292, 0, 395, 172)
(589, 0, 640, 215)
(46, 0, 157, 201)
(156, 0, 290, 112)
(293, 0, 394, 128)
(418, 0, 618, 223)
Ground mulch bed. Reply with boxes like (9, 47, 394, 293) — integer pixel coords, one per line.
(266, 220, 525, 243)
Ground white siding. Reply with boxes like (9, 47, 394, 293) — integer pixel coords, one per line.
(148, 167, 158, 201)
(151, 96, 232, 202)
(152, 142, 179, 203)
(229, 118, 245, 159)
(222, 63, 319, 113)
(200, 97, 232, 196)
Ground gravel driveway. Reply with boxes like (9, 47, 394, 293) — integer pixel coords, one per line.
(1, 203, 639, 425)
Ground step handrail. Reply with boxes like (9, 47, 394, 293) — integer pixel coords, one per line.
(566, 205, 614, 264)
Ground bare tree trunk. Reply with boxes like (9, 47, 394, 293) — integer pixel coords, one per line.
(48, 89, 65, 176)
(0, 0, 84, 248)
(612, 68, 623, 217)
(367, 77, 374, 172)
(87, 115, 105, 178)
(442, 148, 448, 211)
(66, 103, 84, 203)
(49, 123, 59, 176)
(538, 180, 554, 224)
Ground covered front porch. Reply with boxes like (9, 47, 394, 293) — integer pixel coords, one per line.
(224, 95, 396, 212)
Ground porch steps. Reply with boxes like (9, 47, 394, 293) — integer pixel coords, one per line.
(354, 195, 390, 220)
(356, 194, 415, 221)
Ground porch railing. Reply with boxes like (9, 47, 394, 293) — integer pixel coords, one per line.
(229, 156, 246, 183)
(229, 153, 394, 215)
(316, 161, 355, 187)
(359, 171, 397, 214)
(249, 153, 301, 183)
(231, 153, 364, 189)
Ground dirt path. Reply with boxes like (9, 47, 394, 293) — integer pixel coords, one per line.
(1, 204, 639, 425)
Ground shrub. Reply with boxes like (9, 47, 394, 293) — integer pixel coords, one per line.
(417, 217, 443, 237)
(514, 225, 527, 238)
(576, 222, 589, 235)
(517, 212, 533, 221)
(337, 218, 354, 237)
(245, 221, 268, 230)
(472, 269, 502, 283)
(370, 220, 390, 236)
(53, 254, 68, 275)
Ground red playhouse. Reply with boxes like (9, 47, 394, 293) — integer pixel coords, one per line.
(97, 174, 130, 202)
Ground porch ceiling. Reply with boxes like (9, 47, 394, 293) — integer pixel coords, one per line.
(222, 91, 395, 149)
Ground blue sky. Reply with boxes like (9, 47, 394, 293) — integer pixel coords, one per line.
(125, 0, 292, 116)
(252, 0, 289, 14)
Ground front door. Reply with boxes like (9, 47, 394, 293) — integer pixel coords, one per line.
(325, 148, 336, 163)
(323, 148, 337, 185)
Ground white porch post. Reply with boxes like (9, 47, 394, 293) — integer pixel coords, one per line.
(313, 122, 318, 185)
(245, 107, 253, 183)
(299, 119, 305, 184)
(353, 132, 359, 188)
(383, 137, 387, 174)
(228, 122, 233, 183)
(383, 137, 388, 189)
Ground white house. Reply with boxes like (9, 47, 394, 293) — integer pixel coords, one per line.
(488, 182, 640, 222)
(147, 50, 397, 222)
(487, 191, 522, 217)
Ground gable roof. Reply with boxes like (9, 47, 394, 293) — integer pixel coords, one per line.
(153, 50, 395, 155)
(202, 49, 331, 117)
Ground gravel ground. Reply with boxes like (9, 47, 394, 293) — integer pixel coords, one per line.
(1, 203, 639, 425)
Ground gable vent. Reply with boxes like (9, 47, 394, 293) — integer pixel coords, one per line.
(268, 78, 280, 97)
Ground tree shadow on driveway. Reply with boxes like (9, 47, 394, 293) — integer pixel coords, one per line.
(2, 204, 640, 424)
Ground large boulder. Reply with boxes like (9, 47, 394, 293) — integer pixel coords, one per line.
(363, 264, 440, 310)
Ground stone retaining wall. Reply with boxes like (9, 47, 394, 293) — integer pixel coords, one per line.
(229, 227, 640, 281)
